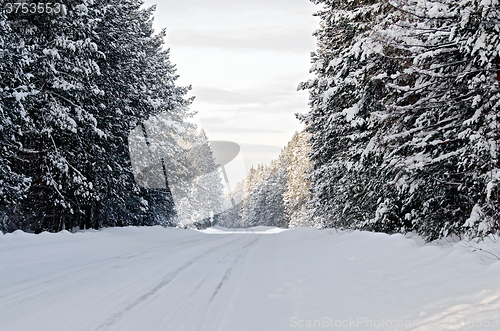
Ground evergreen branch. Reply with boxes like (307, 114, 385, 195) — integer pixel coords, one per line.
(394, 25, 450, 33)
(433, 177, 462, 186)
(47, 172, 65, 200)
(387, 1, 457, 21)
(387, 2, 429, 19)
(0, 140, 46, 154)
(48, 91, 80, 109)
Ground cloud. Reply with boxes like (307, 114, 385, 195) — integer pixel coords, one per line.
(191, 85, 308, 111)
(200, 125, 284, 135)
(239, 143, 283, 153)
(197, 116, 229, 125)
(145, 0, 318, 18)
(192, 87, 246, 104)
(168, 26, 315, 53)
(141, 0, 317, 169)
(239, 143, 285, 171)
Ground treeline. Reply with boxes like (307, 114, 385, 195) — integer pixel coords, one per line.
(224, 0, 500, 240)
(218, 131, 313, 229)
(0, 0, 224, 233)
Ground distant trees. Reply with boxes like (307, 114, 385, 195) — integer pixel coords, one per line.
(241, 160, 287, 228)
(176, 129, 225, 228)
(299, 0, 500, 239)
(283, 132, 313, 228)
(220, 131, 312, 229)
(0, 0, 201, 233)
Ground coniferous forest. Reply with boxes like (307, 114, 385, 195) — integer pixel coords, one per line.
(2, 0, 500, 241)
(0, 0, 225, 233)
(221, 0, 500, 241)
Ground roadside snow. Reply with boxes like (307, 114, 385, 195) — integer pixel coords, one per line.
(1, 226, 499, 330)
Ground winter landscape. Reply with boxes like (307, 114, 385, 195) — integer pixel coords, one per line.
(1, 0, 500, 330)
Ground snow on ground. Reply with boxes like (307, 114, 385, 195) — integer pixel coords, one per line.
(1, 226, 500, 331)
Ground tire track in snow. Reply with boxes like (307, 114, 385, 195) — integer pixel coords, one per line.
(210, 237, 261, 302)
(95, 236, 245, 331)
(0, 235, 223, 310)
(178, 235, 261, 331)
(156, 238, 250, 329)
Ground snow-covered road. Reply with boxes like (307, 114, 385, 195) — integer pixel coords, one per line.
(1, 226, 500, 331)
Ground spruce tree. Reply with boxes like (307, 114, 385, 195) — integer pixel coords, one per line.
(374, 0, 500, 238)
(2, 0, 105, 232)
(0, 8, 31, 232)
(298, 0, 401, 230)
(88, 0, 193, 228)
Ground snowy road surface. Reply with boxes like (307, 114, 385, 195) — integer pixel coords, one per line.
(1, 226, 500, 331)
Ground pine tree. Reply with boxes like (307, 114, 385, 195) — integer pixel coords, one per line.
(373, 0, 500, 238)
(241, 164, 267, 227)
(0, 0, 193, 232)
(88, 0, 193, 229)
(300, 0, 500, 239)
(0, 8, 31, 232)
(191, 130, 224, 223)
(2, 0, 106, 232)
(171, 128, 225, 228)
(298, 0, 401, 230)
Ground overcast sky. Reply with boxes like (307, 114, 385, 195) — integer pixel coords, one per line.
(142, 0, 319, 186)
